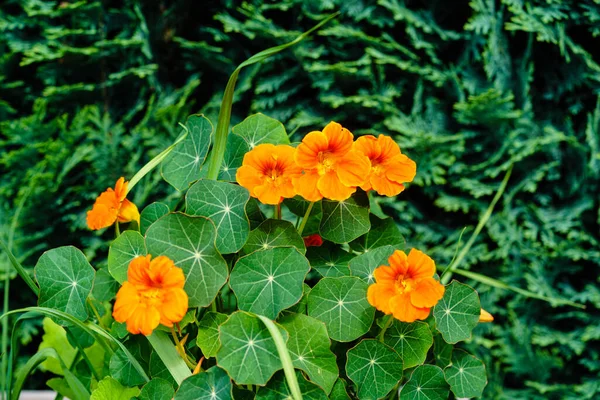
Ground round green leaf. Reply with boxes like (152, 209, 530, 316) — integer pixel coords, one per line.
(320, 191, 370, 244)
(330, 379, 351, 400)
(108, 230, 147, 284)
(246, 198, 266, 229)
(174, 366, 232, 400)
(433, 281, 481, 344)
(279, 313, 339, 394)
(139, 378, 174, 400)
(399, 365, 449, 400)
(346, 339, 403, 400)
(433, 334, 453, 368)
(230, 247, 310, 319)
(444, 349, 487, 398)
(349, 245, 395, 284)
(91, 267, 118, 302)
(90, 377, 140, 400)
(109, 348, 146, 387)
(232, 113, 290, 148)
(349, 215, 404, 252)
(307, 277, 374, 342)
(196, 311, 228, 358)
(218, 133, 250, 181)
(35, 246, 95, 321)
(145, 213, 228, 308)
(256, 371, 327, 400)
(307, 242, 352, 278)
(216, 311, 283, 385)
(149, 352, 176, 386)
(383, 320, 433, 370)
(162, 114, 213, 191)
(186, 180, 250, 254)
(140, 202, 170, 235)
(287, 283, 311, 314)
(242, 219, 306, 254)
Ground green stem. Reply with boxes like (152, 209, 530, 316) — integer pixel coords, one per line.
(170, 327, 196, 369)
(257, 315, 302, 400)
(377, 315, 393, 342)
(275, 203, 282, 219)
(297, 202, 315, 236)
(115, 220, 120, 237)
(87, 298, 106, 330)
(447, 267, 586, 309)
(205, 13, 340, 180)
(441, 165, 513, 284)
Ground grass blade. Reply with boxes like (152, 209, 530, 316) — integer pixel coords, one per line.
(147, 331, 191, 385)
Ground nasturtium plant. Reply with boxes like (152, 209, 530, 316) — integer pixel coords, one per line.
(3, 17, 504, 400)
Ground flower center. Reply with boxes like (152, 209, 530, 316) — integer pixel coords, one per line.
(394, 276, 416, 294)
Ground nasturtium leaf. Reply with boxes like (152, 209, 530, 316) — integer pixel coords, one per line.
(108, 230, 146, 284)
(279, 313, 339, 394)
(242, 219, 306, 255)
(320, 191, 370, 244)
(349, 245, 395, 284)
(111, 321, 129, 339)
(218, 133, 250, 181)
(90, 377, 140, 400)
(162, 114, 213, 191)
(109, 348, 147, 387)
(145, 213, 228, 308)
(433, 281, 481, 344)
(230, 247, 310, 319)
(140, 202, 170, 235)
(383, 320, 433, 369)
(217, 311, 283, 385)
(92, 267, 118, 302)
(399, 365, 449, 400)
(149, 352, 176, 386)
(46, 378, 77, 400)
(35, 246, 95, 321)
(287, 283, 311, 314)
(283, 196, 322, 217)
(196, 311, 228, 358)
(39, 318, 77, 375)
(246, 198, 266, 229)
(433, 334, 453, 368)
(306, 242, 352, 278)
(346, 340, 403, 400)
(330, 379, 351, 400)
(139, 378, 174, 400)
(232, 113, 290, 148)
(175, 366, 232, 400)
(255, 371, 327, 400)
(350, 215, 404, 252)
(444, 349, 487, 398)
(66, 325, 94, 349)
(186, 180, 250, 254)
(308, 277, 374, 342)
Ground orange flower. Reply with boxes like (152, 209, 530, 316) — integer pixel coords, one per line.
(236, 144, 302, 205)
(367, 249, 445, 322)
(86, 177, 140, 230)
(113, 255, 188, 335)
(353, 135, 416, 197)
(293, 122, 370, 201)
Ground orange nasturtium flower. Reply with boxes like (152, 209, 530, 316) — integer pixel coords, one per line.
(86, 177, 140, 230)
(368, 249, 445, 322)
(353, 134, 416, 197)
(293, 122, 370, 202)
(236, 144, 302, 205)
(113, 255, 188, 335)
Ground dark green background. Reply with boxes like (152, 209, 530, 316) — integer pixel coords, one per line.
(1, 1, 599, 398)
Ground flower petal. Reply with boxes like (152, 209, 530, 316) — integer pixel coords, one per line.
(149, 255, 185, 289)
(369, 173, 405, 197)
(293, 170, 322, 202)
(254, 182, 284, 205)
(390, 293, 430, 322)
(367, 283, 396, 314)
(407, 249, 436, 280)
(353, 135, 381, 160)
(317, 170, 356, 201)
(114, 177, 128, 202)
(385, 154, 416, 183)
(377, 135, 401, 160)
(126, 303, 161, 335)
(118, 198, 140, 224)
(113, 282, 140, 323)
(127, 255, 153, 287)
(295, 131, 329, 169)
(159, 288, 189, 326)
(410, 277, 445, 308)
(236, 164, 263, 197)
(322, 122, 353, 157)
(336, 150, 371, 187)
(388, 250, 409, 276)
(373, 265, 397, 285)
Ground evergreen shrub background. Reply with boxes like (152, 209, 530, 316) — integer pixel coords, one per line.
(1, 0, 599, 398)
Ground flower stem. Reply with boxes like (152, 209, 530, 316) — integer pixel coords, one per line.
(378, 315, 393, 342)
(87, 298, 106, 330)
(170, 326, 196, 369)
(275, 203, 282, 219)
(297, 202, 314, 236)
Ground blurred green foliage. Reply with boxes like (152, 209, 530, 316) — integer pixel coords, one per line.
(1, 0, 599, 398)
